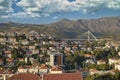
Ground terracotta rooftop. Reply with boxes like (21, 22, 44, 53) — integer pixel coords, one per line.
(89, 69, 98, 72)
(43, 72, 83, 80)
(50, 66, 62, 71)
(39, 64, 48, 69)
(7, 58, 14, 62)
(0, 69, 13, 74)
(7, 73, 41, 80)
(84, 54, 94, 58)
(97, 59, 107, 62)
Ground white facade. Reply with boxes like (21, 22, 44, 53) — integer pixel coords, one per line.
(49, 51, 63, 66)
(118, 52, 120, 56)
(50, 55, 54, 66)
(39, 69, 48, 74)
(49, 70, 63, 74)
(18, 68, 28, 73)
(97, 60, 106, 65)
(0, 74, 13, 80)
(21, 40, 29, 45)
(32, 49, 39, 54)
(108, 58, 120, 65)
(28, 68, 38, 73)
(18, 68, 38, 73)
(115, 64, 120, 71)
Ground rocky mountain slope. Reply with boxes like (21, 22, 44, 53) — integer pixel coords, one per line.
(0, 16, 120, 38)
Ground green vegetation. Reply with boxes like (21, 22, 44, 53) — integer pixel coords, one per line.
(85, 72, 120, 80)
(65, 53, 85, 70)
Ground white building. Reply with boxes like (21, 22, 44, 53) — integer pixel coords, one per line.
(49, 66, 63, 74)
(97, 59, 106, 65)
(115, 63, 120, 71)
(39, 64, 48, 74)
(18, 66, 38, 74)
(0, 69, 13, 80)
(49, 51, 63, 66)
(108, 58, 120, 65)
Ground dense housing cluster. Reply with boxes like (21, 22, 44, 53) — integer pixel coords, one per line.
(0, 31, 120, 80)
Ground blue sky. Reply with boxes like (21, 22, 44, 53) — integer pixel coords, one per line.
(0, 0, 120, 24)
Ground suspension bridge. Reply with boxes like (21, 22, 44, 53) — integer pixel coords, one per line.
(62, 30, 112, 42)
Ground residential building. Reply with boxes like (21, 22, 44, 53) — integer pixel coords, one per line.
(49, 51, 63, 66)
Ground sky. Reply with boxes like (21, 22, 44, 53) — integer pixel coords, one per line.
(0, 0, 120, 24)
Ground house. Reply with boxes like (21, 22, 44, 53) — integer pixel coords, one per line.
(28, 66, 38, 74)
(32, 49, 39, 54)
(84, 54, 96, 64)
(97, 59, 107, 65)
(8, 37, 16, 43)
(7, 73, 41, 80)
(29, 45, 36, 50)
(9, 45, 18, 49)
(18, 58, 24, 62)
(0, 59, 4, 66)
(108, 58, 120, 65)
(6, 32, 15, 37)
(43, 72, 83, 80)
(39, 64, 48, 74)
(49, 51, 63, 66)
(26, 50, 32, 56)
(118, 52, 120, 56)
(18, 66, 38, 74)
(0, 69, 13, 80)
(115, 63, 120, 71)
(6, 58, 14, 67)
(4, 51, 12, 58)
(49, 66, 63, 74)
(89, 69, 99, 75)
(0, 37, 6, 42)
(17, 66, 28, 73)
(21, 40, 29, 45)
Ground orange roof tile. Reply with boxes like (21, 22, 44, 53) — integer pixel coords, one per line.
(43, 72, 83, 80)
(51, 66, 62, 71)
(0, 69, 13, 74)
(8, 73, 41, 80)
(84, 54, 94, 58)
(39, 64, 48, 69)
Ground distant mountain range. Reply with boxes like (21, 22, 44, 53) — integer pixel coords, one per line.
(0, 16, 120, 39)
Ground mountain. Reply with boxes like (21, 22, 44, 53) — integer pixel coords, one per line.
(0, 16, 120, 39)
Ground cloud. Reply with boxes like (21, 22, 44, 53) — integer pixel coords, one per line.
(53, 16, 59, 19)
(0, 6, 4, 9)
(107, 1, 120, 9)
(0, 0, 120, 19)
(0, 0, 4, 3)
(16, 0, 120, 16)
(0, 0, 13, 18)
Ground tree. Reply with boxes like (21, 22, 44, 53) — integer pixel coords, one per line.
(114, 71, 120, 80)
(97, 64, 111, 71)
(65, 53, 85, 70)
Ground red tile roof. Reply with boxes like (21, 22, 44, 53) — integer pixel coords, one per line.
(50, 66, 62, 71)
(84, 54, 94, 58)
(39, 64, 48, 69)
(43, 72, 83, 80)
(0, 69, 13, 74)
(7, 73, 41, 80)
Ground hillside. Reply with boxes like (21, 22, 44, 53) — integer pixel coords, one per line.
(0, 16, 120, 38)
